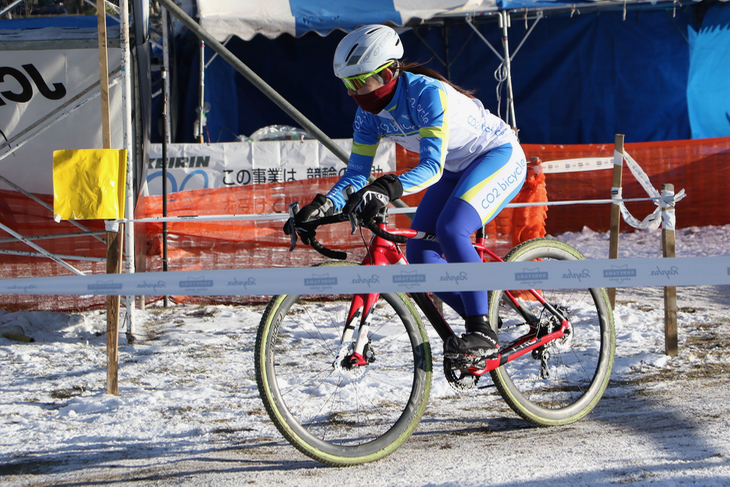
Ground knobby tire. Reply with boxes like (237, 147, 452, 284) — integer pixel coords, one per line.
(489, 238, 615, 425)
(255, 261, 432, 466)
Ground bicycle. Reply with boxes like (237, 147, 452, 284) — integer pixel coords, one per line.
(255, 205, 615, 466)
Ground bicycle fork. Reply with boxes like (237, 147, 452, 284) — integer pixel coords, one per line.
(337, 293, 380, 368)
(335, 230, 407, 369)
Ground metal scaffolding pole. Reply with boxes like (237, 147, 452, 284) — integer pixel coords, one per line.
(120, 0, 136, 336)
(155, 0, 411, 214)
(499, 12, 517, 130)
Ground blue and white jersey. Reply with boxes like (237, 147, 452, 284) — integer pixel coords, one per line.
(327, 71, 518, 210)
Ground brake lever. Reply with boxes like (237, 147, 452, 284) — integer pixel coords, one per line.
(348, 214, 359, 235)
(343, 185, 359, 235)
(287, 202, 300, 252)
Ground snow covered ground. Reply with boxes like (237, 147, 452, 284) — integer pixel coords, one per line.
(1, 225, 729, 486)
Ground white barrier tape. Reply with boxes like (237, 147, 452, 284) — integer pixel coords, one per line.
(1, 256, 729, 296)
(104, 220, 120, 233)
(116, 195, 669, 225)
(661, 187, 677, 231)
(662, 207, 676, 232)
(611, 187, 622, 202)
(611, 150, 686, 231)
(624, 151, 659, 200)
(619, 197, 662, 230)
(613, 149, 623, 167)
(540, 157, 615, 174)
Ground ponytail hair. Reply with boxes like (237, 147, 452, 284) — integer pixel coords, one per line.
(394, 61, 477, 98)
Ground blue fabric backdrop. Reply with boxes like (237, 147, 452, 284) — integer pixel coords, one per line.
(687, 4, 730, 139)
(167, 7, 709, 145)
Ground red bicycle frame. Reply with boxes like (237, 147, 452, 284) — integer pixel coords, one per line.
(342, 220, 570, 374)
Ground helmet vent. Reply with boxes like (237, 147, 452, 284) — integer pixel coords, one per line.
(345, 44, 359, 63)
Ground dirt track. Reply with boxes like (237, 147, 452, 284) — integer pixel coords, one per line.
(2, 286, 729, 486)
(4, 374, 729, 487)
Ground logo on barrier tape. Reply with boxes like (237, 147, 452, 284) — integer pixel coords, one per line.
(603, 265, 636, 284)
(650, 266, 679, 280)
(352, 274, 379, 288)
(515, 267, 548, 284)
(179, 276, 214, 291)
(305, 274, 337, 292)
(393, 270, 426, 289)
(562, 269, 591, 283)
(3, 256, 729, 297)
(137, 280, 167, 293)
(228, 276, 257, 289)
(440, 271, 468, 285)
(87, 280, 123, 291)
(5, 284, 37, 292)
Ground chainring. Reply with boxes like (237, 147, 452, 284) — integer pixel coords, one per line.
(443, 358, 480, 392)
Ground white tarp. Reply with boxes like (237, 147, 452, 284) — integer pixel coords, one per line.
(193, 0, 688, 42)
(196, 0, 489, 41)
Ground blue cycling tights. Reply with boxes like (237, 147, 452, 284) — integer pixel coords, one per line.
(406, 142, 526, 317)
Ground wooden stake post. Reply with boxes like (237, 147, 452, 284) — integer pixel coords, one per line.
(97, 0, 122, 395)
(607, 134, 624, 310)
(662, 184, 678, 356)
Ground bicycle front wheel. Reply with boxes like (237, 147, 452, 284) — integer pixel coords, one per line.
(489, 238, 615, 426)
(255, 262, 432, 466)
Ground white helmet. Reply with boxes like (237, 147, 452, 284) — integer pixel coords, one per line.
(333, 24, 404, 79)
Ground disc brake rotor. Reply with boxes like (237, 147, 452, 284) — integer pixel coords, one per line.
(333, 343, 369, 384)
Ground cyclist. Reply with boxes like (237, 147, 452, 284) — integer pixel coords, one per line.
(286, 24, 527, 360)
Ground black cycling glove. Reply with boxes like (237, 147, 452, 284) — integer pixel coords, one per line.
(283, 194, 335, 245)
(342, 174, 403, 225)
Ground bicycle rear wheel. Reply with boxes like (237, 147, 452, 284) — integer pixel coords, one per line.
(255, 262, 432, 466)
(489, 238, 615, 426)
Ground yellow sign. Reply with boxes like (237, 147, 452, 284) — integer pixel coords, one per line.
(53, 149, 127, 220)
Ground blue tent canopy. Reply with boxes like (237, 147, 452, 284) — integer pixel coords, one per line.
(195, 0, 699, 40)
(169, 1, 729, 145)
(197, 0, 484, 41)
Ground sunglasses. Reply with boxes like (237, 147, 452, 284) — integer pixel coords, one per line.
(341, 61, 394, 91)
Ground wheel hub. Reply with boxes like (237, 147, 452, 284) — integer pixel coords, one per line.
(333, 343, 369, 383)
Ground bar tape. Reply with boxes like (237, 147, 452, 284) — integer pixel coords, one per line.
(1, 256, 728, 296)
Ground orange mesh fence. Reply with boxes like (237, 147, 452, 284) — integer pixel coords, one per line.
(1, 137, 728, 311)
(523, 137, 730, 235)
(135, 178, 369, 305)
(0, 189, 108, 311)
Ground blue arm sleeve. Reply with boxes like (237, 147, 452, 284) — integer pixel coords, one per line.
(397, 85, 449, 196)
